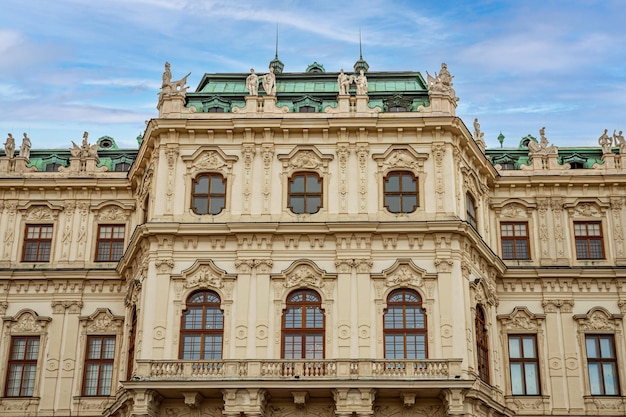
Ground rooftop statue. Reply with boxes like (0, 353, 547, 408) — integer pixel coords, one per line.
(4, 133, 15, 159)
(337, 69, 351, 96)
(598, 129, 613, 154)
(528, 127, 558, 155)
(614, 129, 625, 153)
(246, 68, 259, 96)
(71, 131, 98, 158)
(355, 69, 368, 95)
(262, 67, 276, 96)
(426, 63, 458, 100)
(160, 61, 190, 98)
(19, 133, 31, 160)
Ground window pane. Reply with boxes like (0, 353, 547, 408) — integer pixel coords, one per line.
(210, 175, 225, 193)
(586, 337, 598, 358)
(386, 175, 400, 192)
(510, 363, 524, 395)
(184, 308, 203, 329)
(588, 240, 603, 259)
(290, 196, 304, 213)
(194, 176, 209, 193)
(290, 176, 305, 192)
(386, 195, 401, 213)
(401, 174, 416, 191)
(306, 175, 321, 192)
(209, 196, 225, 214)
(203, 335, 223, 360)
(602, 363, 619, 395)
(402, 195, 417, 212)
(306, 196, 321, 213)
(193, 197, 208, 214)
(588, 363, 603, 395)
(502, 241, 514, 259)
(509, 337, 521, 358)
(284, 335, 302, 359)
(522, 337, 536, 358)
(182, 335, 202, 360)
(515, 241, 529, 259)
(98, 363, 113, 395)
(599, 337, 614, 358)
(501, 224, 513, 236)
(305, 334, 323, 358)
(524, 363, 539, 395)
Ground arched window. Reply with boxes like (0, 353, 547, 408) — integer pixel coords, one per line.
(180, 290, 223, 360)
(466, 193, 477, 229)
(384, 171, 418, 213)
(476, 305, 489, 383)
(282, 289, 325, 359)
(192, 173, 226, 215)
(384, 289, 427, 359)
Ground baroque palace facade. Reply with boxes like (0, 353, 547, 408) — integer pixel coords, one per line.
(0, 56, 625, 417)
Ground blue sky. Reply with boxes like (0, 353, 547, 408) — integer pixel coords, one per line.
(1, 0, 625, 150)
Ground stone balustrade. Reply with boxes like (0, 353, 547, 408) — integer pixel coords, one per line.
(135, 358, 462, 381)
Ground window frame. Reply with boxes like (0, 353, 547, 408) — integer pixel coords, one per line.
(383, 288, 428, 359)
(281, 289, 325, 359)
(94, 224, 125, 262)
(508, 334, 541, 396)
(475, 305, 490, 383)
(179, 290, 224, 360)
(288, 172, 323, 215)
(585, 334, 620, 396)
(500, 222, 531, 260)
(466, 193, 477, 229)
(22, 224, 54, 262)
(191, 173, 227, 216)
(383, 171, 419, 214)
(574, 221, 605, 260)
(82, 335, 116, 397)
(5, 336, 40, 397)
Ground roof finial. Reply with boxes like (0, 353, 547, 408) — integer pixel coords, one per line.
(353, 27, 369, 73)
(269, 22, 284, 74)
(275, 22, 279, 59)
(359, 28, 363, 60)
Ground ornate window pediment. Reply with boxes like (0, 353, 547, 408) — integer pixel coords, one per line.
(182, 146, 238, 177)
(19, 202, 63, 221)
(277, 146, 334, 176)
(491, 199, 536, 218)
(373, 146, 428, 173)
(372, 258, 433, 289)
(91, 201, 134, 222)
(174, 259, 237, 295)
(273, 260, 336, 290)
(565, 199, 609, 217)
(574, 307, 623, 332)
(79, 308, 124, 334)
(498, 307, 545, 332)
(3, 309, 51, 334)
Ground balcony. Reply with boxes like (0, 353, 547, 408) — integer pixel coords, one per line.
(134, 358, 463, 381)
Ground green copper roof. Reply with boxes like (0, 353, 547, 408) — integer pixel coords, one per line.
(486, 136, 610, 169)
(188, 70, 429, 113)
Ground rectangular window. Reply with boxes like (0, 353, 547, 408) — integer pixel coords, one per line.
(508, 335, 540, 395)
(95, 225, 125, 262)
(574, 221, 604, 259)
(22, 224, 53, 262)
(501, 222, 530, 260)
(586, 335, 620, 395)
(83, 336, 115, 396)
(5, 336, 39, 397)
